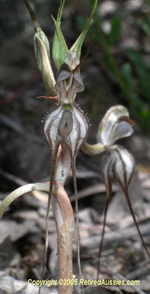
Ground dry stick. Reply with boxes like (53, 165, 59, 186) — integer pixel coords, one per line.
(126, 262, 150, 280)
(124, 188, 150, 260)
(0, 168, 48, 203)
(97, 197, 110, 280)
(71, 158, 84, 294)
(39, 147, 59, 294)
(103, 262, 146, 294)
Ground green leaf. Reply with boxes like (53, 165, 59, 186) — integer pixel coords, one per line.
(127, 49, 150, 102)
(141, 19, 150, 38)
(127, 49, 148, 80)
(109, 17, 121, 46)
(121, 63, 133, 91)
(146, 0, 150, 6)
(70, 0, 98, 58)
(52, 0, 68, 69)
(141, 106, 150, 119)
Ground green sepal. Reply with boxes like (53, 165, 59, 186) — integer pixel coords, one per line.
(52, 0, 68, 69)
(24, 0, 56, 96)
(34, 30, 50, 71)
(34, 32, 56, 96)
(70, 0, 98, 58)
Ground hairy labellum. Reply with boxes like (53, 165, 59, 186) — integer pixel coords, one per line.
(43, 102, 89, 157)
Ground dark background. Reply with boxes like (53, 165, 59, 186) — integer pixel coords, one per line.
(0, 1, 150, 293)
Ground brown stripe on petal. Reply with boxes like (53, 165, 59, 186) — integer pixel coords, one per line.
(118, 116, 135, 125)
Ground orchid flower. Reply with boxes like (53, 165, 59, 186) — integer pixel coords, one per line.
(43, 52, 89, 285)
(0, 1, 98, 293)
(82, 105, 150, 277)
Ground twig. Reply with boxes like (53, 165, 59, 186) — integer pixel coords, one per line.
(0, 168, 48, 202)
(70, 183, 118, 202)
(126, 263, 150, 280)
(103, 262, 146, 294)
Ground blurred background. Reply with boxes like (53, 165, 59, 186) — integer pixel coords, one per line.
(0, 0, 150, 293)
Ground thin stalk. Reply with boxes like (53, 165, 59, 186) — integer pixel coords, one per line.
(124, 188, 150, 260)
(97, 197, 109, 279)
(71, 157, 84, 293)
(39, 147, 59, 294)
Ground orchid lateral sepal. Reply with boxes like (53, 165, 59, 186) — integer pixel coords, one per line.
(70, 0, 98, 59)
(35, 33, 56, 96)
(24, 0, 56, 96)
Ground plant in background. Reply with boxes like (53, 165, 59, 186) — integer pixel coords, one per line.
(0, 1, 150, 294)
(78, 0, 150, 132)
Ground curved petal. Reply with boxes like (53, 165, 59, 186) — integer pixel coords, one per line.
(97, 105, 134, 146)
